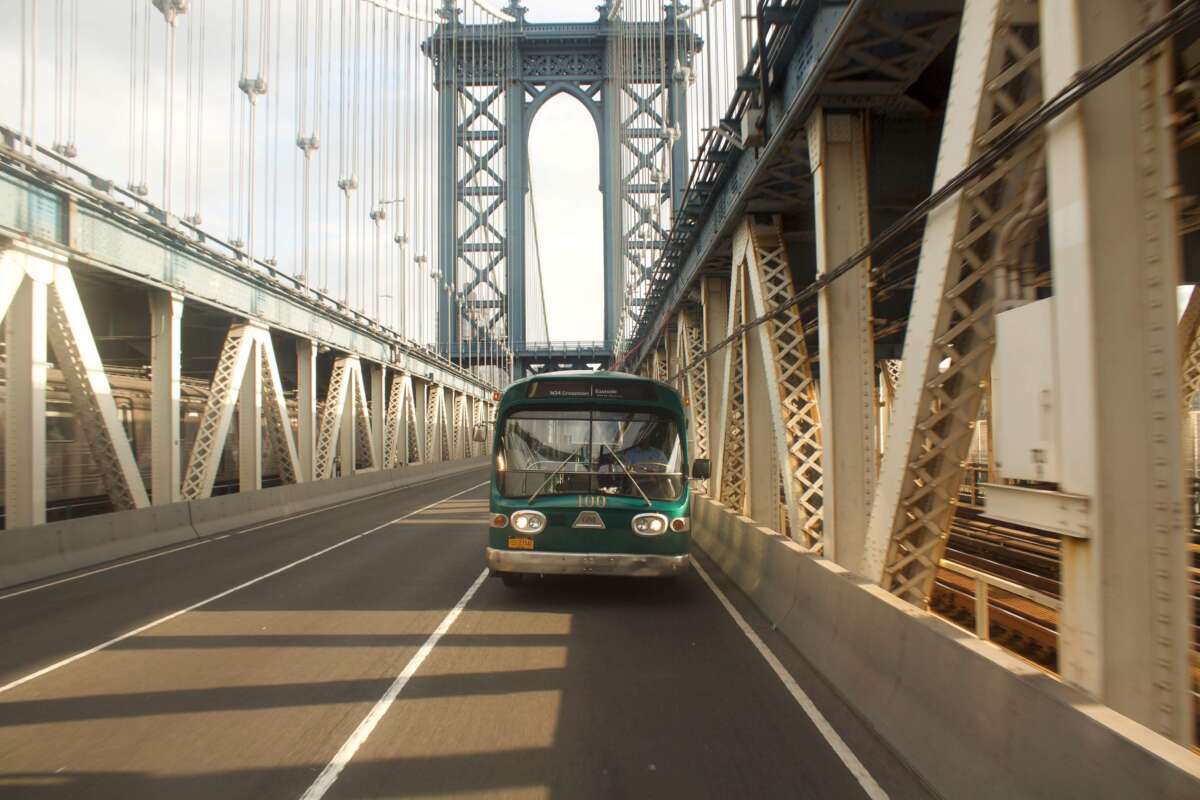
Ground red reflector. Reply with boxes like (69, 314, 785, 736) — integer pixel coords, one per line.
(670, 518, 688, 532)
(490, 514, 508, 528)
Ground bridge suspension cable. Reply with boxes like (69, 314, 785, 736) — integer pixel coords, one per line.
(636, 0, 1200, 382)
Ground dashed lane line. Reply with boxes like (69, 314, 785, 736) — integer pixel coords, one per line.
(0, 482, 488, 696)
(299, 568, 490, 800)
(0, 469, 488, 602)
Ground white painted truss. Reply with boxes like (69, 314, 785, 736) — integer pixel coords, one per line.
(714, 262, 748, 514)
(862, 0, 1044, 603)
(0, 250, 151, 519)
(738, 218, 824, 552)
(313, 356, 377, 481)
(676, 311, 710, 465)
(182, 323, 304, 499)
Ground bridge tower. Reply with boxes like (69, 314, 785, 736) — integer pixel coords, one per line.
(425, 2, 698, 369)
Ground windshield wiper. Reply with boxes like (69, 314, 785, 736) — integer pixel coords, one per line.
(602, 444, 653, 507)
(528, 445, 585, 505)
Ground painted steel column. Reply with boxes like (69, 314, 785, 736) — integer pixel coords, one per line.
(370, 364, 386, 468)
(601, 37, 624, 348)
(412, 376, 430, 463)
(742, 284, 778, 527)
(238, 338, 262, 492)
(5, 267, 48, 527)
(296, 339, 317, 481)
(506, 44, 527, 353)
(149, 292, 184, 505)
(665, 321, 679, 383)
(1042, 0, 1191, 744)
(807, 108, 876, 570)
(436, 16, 459, 356)
(339, 366, 358, 477)
(702, 275, 730, 471)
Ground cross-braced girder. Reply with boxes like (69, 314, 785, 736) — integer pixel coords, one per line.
(739, 218, 825, 552)
(715, 266, 748, 513)
(183, 323, 304, 499)
(676, 309, 710, 491)
(314, 356, 377, 480)
(44, 263, 150, 511)
(454, 83, 510, 342)
(863, 0, 1043, 604)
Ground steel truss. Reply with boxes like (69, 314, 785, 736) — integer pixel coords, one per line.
(384, 373, 422, 467)
(738, 218, 824, 552)
(425, 384, 452, 463)
(0, 252, 151, 517)
(861, 0, 1044, 603)
(451, 392, 470, 459)
(313, 356, 377, 481)
(714, 263, 748, 514)
(453, 82, 510, 348)
(428, 17, 694, 359)
(183, 323, 304, 499)
(676, 311, 709, 463)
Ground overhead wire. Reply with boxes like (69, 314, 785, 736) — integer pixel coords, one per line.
(642, 0, 1200, 381)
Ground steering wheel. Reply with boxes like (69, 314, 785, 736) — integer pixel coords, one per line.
(630, 461, 670, 474)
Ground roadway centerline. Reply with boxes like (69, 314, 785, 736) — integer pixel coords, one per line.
(691, 555, 890, 800)
(299, 568, 491, 800)
(0, 481, 489, 697)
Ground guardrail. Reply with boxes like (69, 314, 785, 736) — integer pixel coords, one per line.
(939, 558, 1061, 642)
(0, 126, 495, 394)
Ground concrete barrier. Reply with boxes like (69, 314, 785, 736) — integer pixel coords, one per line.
(692, 495, 1200, 799)
(0, 457, 488, 591)
(0, 501, 198, 590)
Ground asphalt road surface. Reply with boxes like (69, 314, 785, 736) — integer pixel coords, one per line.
(0, 466, 934, 799)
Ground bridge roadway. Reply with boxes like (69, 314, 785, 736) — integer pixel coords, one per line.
(0, 468, 931, 799)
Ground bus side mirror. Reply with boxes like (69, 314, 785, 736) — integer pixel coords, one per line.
(472, 423, 487, 443)
(691, 459, 711, 480)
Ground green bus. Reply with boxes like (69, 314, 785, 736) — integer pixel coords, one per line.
(485, 371, 710, 586)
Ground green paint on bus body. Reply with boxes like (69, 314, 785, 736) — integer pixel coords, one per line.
(488, 371, 693, 561)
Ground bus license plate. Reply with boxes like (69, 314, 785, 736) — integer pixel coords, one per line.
(508, 536, 535, 550)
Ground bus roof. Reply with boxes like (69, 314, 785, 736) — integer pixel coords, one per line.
(498, 370, 684, 417)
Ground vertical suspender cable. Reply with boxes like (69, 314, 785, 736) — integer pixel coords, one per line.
(227, 0, 237, 236)
(128, 0, 138, 182)
(68, 0, 78, 155)
(163, 6, 176, 214)
(140, 1, 151, 194)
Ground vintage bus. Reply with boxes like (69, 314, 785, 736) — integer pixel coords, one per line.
(485, 371, 710, 586)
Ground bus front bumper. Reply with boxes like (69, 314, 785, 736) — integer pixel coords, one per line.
(486, 548, 690, 577)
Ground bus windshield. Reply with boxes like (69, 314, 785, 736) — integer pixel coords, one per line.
(498, 409, 684, 501)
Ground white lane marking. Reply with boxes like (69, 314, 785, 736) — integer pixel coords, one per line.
(233, 471, 480, 535)
(691, 556, 889, 800)
(300, 567, 490, 800)
(0, 482, 489, 696)
(0, 469, 487, 602)
(0, 540, 211, 602)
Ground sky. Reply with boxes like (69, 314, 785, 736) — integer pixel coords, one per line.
(0, 0, 614, 344)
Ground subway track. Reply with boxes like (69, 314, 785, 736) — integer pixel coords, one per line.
(933, 503, 1200, 746)
(0, 468, 930, 800)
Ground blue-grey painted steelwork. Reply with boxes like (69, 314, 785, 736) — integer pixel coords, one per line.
(0, 138, 492, 400)
(628, 1, 862, 369)
(425, 3, 698, 362)
(625, 0, 964, 370)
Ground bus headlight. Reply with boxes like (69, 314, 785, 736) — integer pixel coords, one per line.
(631, 513, 669, 536)
(510, 510, 546, 534)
